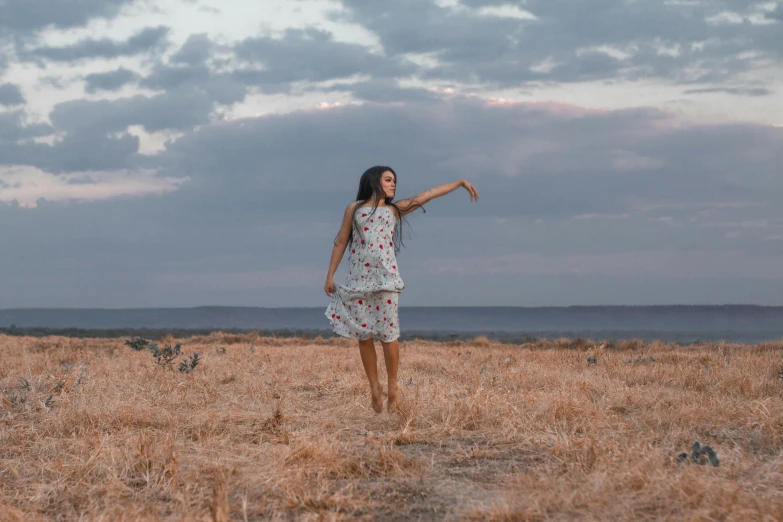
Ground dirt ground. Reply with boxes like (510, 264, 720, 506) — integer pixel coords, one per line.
(1, 333, 782, 520)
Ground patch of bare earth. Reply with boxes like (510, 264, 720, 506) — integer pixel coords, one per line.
(1, 334, 782, 520)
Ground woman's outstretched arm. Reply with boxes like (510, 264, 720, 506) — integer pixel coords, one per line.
(396, 179, 479, 217)
(325, 202, 357, 296)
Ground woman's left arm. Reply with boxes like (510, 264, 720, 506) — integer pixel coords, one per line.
(396, 180, 479, 217)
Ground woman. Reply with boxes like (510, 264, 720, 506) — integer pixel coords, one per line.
(325, 166, 479, 413)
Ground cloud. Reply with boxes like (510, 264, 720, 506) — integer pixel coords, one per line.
(153, 96, 782, 223)
(39, 131, 142, 173)
(325, 79, 441, 103)
(133, 34, 246, 105)
(335, 0, 783, 90)
(49, 88, 214, 135)
(232, 28, 416, 93)
(766, 3, 783, 21)
(0, 165, 185, 206)
(0, 0, 134, 33)
(0, 83, 24, 105)
(84, 68, 140, 93)
(3, 87, 216, 173)
(0, 110, 53, 141)
(170, 33, 214, 65)
(24, 26, 170, 62)
(8, 91, 215, 174)
(1, 130, 140, 174)
(0, 0, 782, 307)
(140, 63, 247, 105)
(684, 87, 773, 96)
(1, 131, 144, 181)
(1, 96, 782, 306)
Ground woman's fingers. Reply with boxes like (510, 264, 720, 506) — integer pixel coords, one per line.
(464, 182, 479, 201)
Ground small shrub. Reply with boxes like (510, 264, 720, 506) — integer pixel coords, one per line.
(5, 391, 27, 406)
(150, 343, 182, 369)
(125, 337, 152, 351)
(125, 337, 200, 373)
(178, 353, 200, 374)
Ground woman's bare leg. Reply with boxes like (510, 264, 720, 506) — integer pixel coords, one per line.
(380, 339, 400, 411)
(358, 338, 383, 413)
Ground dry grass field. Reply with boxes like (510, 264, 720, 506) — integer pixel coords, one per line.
(1, 333, 782, 521)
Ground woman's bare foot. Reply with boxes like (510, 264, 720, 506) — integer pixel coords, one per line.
(371, 386, 383, 413)
(387, 384, 399, 412)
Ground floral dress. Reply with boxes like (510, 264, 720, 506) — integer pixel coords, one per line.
(326, 205, 404, 341)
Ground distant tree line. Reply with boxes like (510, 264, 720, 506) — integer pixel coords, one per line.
(0, 326, 329, 340)
(0, 326, 772, 344)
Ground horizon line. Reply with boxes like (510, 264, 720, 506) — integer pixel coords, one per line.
(3, 303, 783, 311)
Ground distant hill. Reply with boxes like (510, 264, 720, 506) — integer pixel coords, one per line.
(1, 306, 782, 342)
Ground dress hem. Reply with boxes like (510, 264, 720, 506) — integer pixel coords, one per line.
(326, 308, 400, 343)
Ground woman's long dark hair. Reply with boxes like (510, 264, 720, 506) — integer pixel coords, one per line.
(347, 165, 424, 254)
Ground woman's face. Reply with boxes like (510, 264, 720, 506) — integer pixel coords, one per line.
(380, 170, 396, 199)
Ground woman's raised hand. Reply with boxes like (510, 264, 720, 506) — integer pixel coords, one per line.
(461, 180, 479, 202)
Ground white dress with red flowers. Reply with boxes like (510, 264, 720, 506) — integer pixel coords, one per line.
(326, 205, 404, 341)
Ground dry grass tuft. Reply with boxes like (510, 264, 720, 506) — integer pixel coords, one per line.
(210, 469, 231, 522)
(472, 336, 492, 347)
(1, 334, 782, 520)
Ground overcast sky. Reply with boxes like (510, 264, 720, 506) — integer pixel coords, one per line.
(1, 0, 782, 308)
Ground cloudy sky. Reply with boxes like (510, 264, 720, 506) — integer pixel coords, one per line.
(1, 0, 782, 308)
